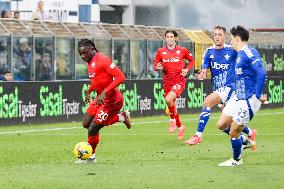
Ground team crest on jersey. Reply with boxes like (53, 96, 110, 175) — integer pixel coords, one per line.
(235, 67, 243, 74)
(209, 55, 214, 59)
(224, 53, 230, 60)
(109, 63, 116, 69)
(89, 73, 95, 78)
(91, 62, 96, 68)
(162, 52, 167, 55)
(176, 50, 180, 54)
(236, 57, 241, 64)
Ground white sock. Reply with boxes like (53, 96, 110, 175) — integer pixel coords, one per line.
(178, 126, 184, 130)
(196, 132, 203, 137)
(248, 130, 252, 136)
(242, 135, 248, 142)
(118, 114, 125, 122)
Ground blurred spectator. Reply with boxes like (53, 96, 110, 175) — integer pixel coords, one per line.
(0, 39, 8, 72)
(188, 69, 201, 79)
(36, 52, 52, 80)
(0, 70, 12, 81)
(194, 69, 201, 78)
(32, 1, 49, 21)
(1, 10, 13, 18)
(14, 11, 20, 19)
(13, 38, 32, 80)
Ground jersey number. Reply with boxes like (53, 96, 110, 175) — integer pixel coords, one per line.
(97, 110, 108, 123)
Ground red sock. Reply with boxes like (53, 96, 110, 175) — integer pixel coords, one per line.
(88, 134, 100, 153)
(168, 104, 176, 119)
(105, 114, 119, 126)
(175, 113, 182, 127)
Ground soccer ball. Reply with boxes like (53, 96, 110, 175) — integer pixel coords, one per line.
(73, 142, 93, 160)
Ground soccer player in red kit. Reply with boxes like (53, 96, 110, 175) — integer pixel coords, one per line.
(154, 29, 195, 140)
(76, 39, 132, 163)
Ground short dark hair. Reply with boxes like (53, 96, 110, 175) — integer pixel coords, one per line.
(194, 69, 200, 74)
(230, 25, 249, 42)
(78, 38, 98, 52)
(165, 29, 178, 37)
(2, 70, 11, 75)
(214, 25, 226, 33)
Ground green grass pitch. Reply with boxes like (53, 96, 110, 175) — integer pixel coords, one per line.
(0, 108, 284, 189)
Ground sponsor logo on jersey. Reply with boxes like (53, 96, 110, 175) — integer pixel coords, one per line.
(163, 58, 180, 63)
(235, 67, 243, 74)
(176, 50, 180, 54)
(224, 53, 230, 60)
(91, 62, 96, 68)
(209, 55, 214, 59)
(236, 57, 241, 64)
(211, 62, 229, 70)
(189, 53, 192, 56)
(89, 73, 96, 78)
(162, 52, 167, 55)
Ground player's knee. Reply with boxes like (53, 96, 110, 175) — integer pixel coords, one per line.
(165, 97, 173, 106)
(229, 129, 240, 138)
(203, 98, 213, 108)
(82, 120, 89, 129)
(216, 120, 225, 130)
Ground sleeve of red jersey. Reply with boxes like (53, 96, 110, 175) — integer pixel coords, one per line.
(153, 48, 161, 71)
(102, 56, 126, 94)
(184, 48, 195, 70)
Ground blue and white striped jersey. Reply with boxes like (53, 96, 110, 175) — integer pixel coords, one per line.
(235, 45, 266, 100)
(202, 44, 237, 91)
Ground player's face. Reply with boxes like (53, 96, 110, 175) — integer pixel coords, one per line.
(165, 32, 176, 46)
(78, 46, 94, 62)
(213, 29, 225, 47)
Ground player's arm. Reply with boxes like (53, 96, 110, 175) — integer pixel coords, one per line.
(96, 57, 126, 105)
(103, 58, 126, 94)
(181, 48, 195, 76)
(251, 55, 266, 100)
(154, 49, 163, 71)
(198, 50, 211, 80)
(85, 84, 93, 103)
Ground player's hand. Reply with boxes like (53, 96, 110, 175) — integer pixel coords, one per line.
(96, 91, 106, 105)
(259, 94, 268, 104)
(85, 93, 91, 104)
(181, 68, 189, 77)
(156, 62, 163, 70)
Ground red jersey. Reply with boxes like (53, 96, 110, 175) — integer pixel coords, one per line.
(154, 45, 194, 88)
(87, 52, 125, 98)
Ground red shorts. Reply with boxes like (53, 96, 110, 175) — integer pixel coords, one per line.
(86, 91, 123, 126)
(164, 82, 185, 97)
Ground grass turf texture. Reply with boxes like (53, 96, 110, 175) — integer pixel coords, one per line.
(0, 108, 284, 189)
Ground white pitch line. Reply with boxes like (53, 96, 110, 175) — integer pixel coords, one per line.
(0, 111, 283, 135)
(19, 133, 284, 136)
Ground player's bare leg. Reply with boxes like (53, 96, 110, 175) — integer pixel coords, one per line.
(82, 112, 94, 129)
